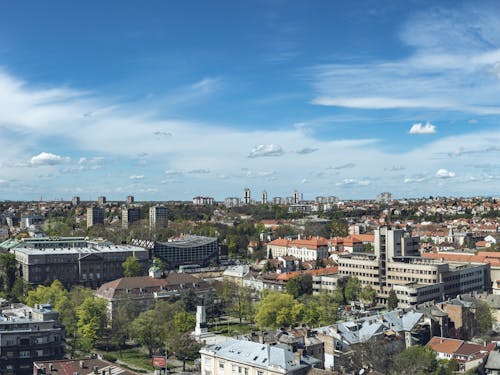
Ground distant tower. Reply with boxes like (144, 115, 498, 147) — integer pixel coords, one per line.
(122, 207, 141, 229)
(244, 188, 251, 205)
(292, 190, 300, 204)
(98, 196, 107, 205)
(87, 206, 104, 228)
(71, 196, 80, 206)
(126, 195, 134, 204)
(261, 191, 267, 205)
(149, 205, 168, 230)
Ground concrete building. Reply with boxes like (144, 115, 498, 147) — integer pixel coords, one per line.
(292, 190, 300, 204)
(200, 339, 314, 375)
(244, 188, 251, 205)
(10, 237, 149, 288)
(261, 191, 268, 205)
(273, 197, 285, 205)
(34, 358, 141, 375)
(71, 196, 80, 206)
(87, 205, 104, 228)
(0, 300, 65, 375)
(149, 205, 168, 230)
(267, 237, 330, 261)
(126, 195, 134, 204)
(338, 226, 490, 306)
(98, 196, 107, 205)
(193, 196, 215, 205)
(122, 207, 141, 229)
(153, 235, 219, 269)
(224, 197, 241, 208)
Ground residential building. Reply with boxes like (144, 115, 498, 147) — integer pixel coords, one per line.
(200, 339, 314, 375)
(273, 197, 285, 205)
(122, 207, 141, 229)
(312, 272, 347, 295)
(376, 192, 392, 203)
(149, 205, 168, 230)
(485, 350, 500, 374)
(288, 204, 312, 214)
(338, 226, 490, 306)
(126, 195, 135, 204)
(261, 191, 267, 205)
(71, 196, 80, 206)
(193, 196, 215, 205)
(33, 358, 142, 375)
(96, 269, 210, 323)
(10, 237, 148, 288)
(98, 196, 107, 205)
(224, 197, 240, 207)
(292, 190, 300, 204)
(267, 237, 330, 261)
(153, 235, 219, 269)
(87, 205, 104, 228)
(244, 188, 251, 205)
(0, 300, 65, 375)
(223, 265, 250, 287)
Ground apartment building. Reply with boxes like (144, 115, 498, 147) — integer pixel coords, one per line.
(10, 237, 149, 288)
(0, 300, 65, 375)
(122, 207, 141, 229)
(200, 339, 312, 375)
(87, 205, 104, 228)
(266, 237, 330, 261)
(149, 205, 168, 230)
(338, 226, 490, 306)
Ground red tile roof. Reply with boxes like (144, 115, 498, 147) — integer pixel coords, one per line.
(427, 336, 464, 354)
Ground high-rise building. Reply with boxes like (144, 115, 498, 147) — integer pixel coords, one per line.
(149, 205, 168, 230)
(87, 206, 104, 228)
(224, 197, 240, 207)
(292, 190, 300, 204)
(71, 196, 80, 206)
(126, 195, 134, 204)
(243, 188, 251, 205)
(98, 196, 107, 205)
(261, 191, 267, 204)
(122, 207, 141, 229)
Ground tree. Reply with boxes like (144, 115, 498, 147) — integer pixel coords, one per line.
(0, 253, 17, 294)
(221, 282, 254, 323)
(255, 292, 304, 329)
(170, 333, 201, 371)
(130, 309, 165, 356)
(344, 277, 361, 302)
(387, 289, 398, 310)
(173, 311, 196, 333)
(331, 219, 349, 237)
(474, 299, 493, 335)
(286, 274, 313, 298)
(122, 256, 143, 277)
(359, 286, 377, 305)
(391, 346, 454, 375)
(76, 297, 108, 352)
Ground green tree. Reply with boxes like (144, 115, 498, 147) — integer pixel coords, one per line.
(359, 286, 377, 305)
(173, 311, 196, 333)
(316, 291, 340, 325)
(387, 289, 398, 310)
(255, 292, 304, 329)
(0, 252, 17, 294)
(391, 346, 453, 375)
(331, 219, 348, 237)
(286, 274, 313, 298)
(344, 277, 361, 302)
(76, 297, 108, 352)
(474, 299, 493, 335)
(169, 333, 202, 371)
(122, 256, 143, 277)
(221, 282, 254, 323)
(130, 309, 165, 356)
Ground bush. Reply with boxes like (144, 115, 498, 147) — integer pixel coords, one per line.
(102, 353, 117, 363)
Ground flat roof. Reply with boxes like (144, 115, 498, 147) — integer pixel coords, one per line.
(157, 235, 217, 248)
(13, 244, 147, 256)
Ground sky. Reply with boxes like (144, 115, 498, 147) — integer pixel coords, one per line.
(0, 1, 499, 201)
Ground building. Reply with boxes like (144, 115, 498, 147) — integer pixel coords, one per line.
(71, 196, 80, 206)
(200, 339, 313, 375)
(126, 195, 135, 204)
(338, 226, 490, 306)
(261, 191, 268, 205)
(267, 237, 330, 261)
(122, 207, 141, 229)
(376, 192, 392, 203)
(153, 235, 219, 269)
(34, 358, 142, 375)
(98, 196, 107, 205)
(96, 268, 211, 323)
(193, 196, 215, 205)
(224, 197, 241, 208)
(149, 205, 168, 230)
(0, 300, 65, 375)
(10, 237, 149, 288)
(20, 213, 44, 229)
(292, 190, 300, 204)
(288, 204, 312, 214)
(87, 206, 104, 228)
(244, 188, 251, 205)
(223, 265, 250, 287)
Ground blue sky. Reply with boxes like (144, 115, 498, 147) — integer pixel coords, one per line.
(0, 1, 499, 201)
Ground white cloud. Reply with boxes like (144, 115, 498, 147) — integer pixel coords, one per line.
(436, 169, 456, 178)
(296, 147, 319, 155)
(336, 178, 371, 186)
(187, 169, 211, 174)
(248, 144, 284, 158)
(409, 122, 437, 134)
(30, 152, 70, 166)
(129, 175, 144, 180)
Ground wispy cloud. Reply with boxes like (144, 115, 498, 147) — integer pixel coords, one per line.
(248, 144, 284, 158)
(409, 122, 436, 134)
(296, 147, 319, 155)
(129, 174, 144, 180)
(436, 169, 456, 178)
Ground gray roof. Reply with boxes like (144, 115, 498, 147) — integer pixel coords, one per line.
(485, 351, 500, 370)
(202, 339, 307, 372)
(157, 235, 217, 248)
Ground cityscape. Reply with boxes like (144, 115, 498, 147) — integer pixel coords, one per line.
(1, 2, 500, 375)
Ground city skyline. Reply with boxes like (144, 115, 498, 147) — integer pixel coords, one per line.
(0, 1, 500, 200)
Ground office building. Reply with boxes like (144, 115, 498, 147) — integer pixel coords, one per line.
(0, 300, 65, 375)
(10, 237, 149, 288)
(122, 207, 141, 229)
(71, 196, 80, 206)
(261, 191, 267, 205)
(149, 205, 168, 230)
(244, 188, 251, 205)
(338, 226, 490, 306)
(98, 195, 107, 205)
(126, 195, 134, 204)
(153, 235, 219, 269)
(87, 205, 104, 228)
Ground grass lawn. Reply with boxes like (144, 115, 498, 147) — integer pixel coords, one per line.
(100, 348, 156, 372)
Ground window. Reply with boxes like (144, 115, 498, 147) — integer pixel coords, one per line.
(19, 350, 30, 358)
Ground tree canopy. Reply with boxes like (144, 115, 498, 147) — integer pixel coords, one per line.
(254, 292, 304, 329)
(122, 256, 143, 277)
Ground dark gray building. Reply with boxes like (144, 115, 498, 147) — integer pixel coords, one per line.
(153, 235, 219, 269)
